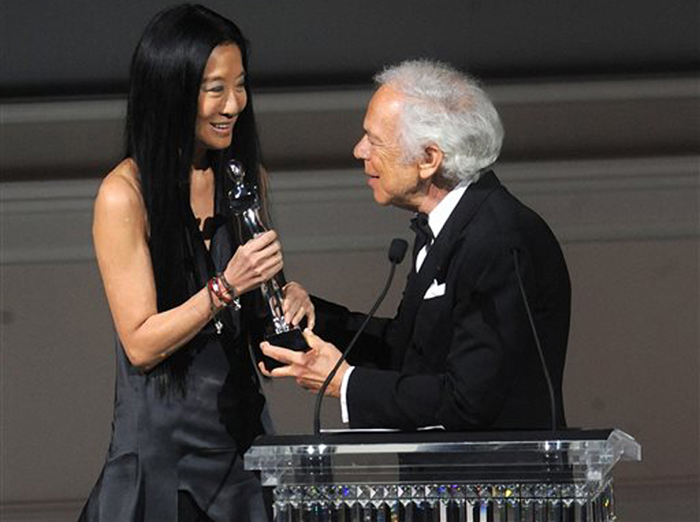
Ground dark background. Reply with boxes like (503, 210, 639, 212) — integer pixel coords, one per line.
(2, 0, 698, 98)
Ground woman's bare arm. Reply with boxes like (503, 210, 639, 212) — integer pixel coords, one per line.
(93, 160, 283, 370)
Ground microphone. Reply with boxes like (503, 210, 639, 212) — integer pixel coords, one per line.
(511, 248, 558, 431)
(312, 238, 408, 435)
(388, 238, 408, 264)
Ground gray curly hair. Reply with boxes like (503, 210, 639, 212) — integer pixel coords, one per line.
(375, 59, 504, 184)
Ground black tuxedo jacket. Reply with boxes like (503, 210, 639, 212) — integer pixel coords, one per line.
(314, 170, 571, 431)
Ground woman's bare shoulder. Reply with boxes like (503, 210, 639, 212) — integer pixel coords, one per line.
(95, 158, 144, 214)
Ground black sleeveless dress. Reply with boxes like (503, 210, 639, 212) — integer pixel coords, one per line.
(80, 179, 271, 521)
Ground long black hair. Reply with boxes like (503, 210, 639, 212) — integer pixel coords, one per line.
(125, 4, 266, 388)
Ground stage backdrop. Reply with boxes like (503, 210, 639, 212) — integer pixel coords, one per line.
(0, 0, 698, 519)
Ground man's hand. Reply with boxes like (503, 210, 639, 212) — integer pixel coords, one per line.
(259, 329, 349, 397)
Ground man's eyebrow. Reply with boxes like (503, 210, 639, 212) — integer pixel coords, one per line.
(366, 130, 382, 143)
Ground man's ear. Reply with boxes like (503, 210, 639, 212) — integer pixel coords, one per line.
(418, 144, 444, 181)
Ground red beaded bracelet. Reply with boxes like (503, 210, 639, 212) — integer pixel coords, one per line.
(208, 277, 232, 306)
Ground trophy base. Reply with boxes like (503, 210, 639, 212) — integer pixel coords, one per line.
(263, 328, 310, 370)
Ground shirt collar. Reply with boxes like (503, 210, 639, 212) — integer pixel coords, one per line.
(426, 179, 473, 239)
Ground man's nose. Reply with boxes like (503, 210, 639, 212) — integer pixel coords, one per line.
(353, 135, 369, 159)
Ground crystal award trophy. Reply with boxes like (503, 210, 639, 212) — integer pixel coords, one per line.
(226, 160, 309, 368)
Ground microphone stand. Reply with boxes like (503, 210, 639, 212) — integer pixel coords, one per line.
(312, 239, 407, 435)
(512, 248, 558, 431)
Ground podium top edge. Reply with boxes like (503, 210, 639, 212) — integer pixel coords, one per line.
(252, 428, 619, 447)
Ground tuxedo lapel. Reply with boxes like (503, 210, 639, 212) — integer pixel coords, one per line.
(399, 171, 502, 332)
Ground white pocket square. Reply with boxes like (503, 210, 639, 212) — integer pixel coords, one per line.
(423, 280, 446, 300)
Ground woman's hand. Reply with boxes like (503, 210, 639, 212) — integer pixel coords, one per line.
(282, 281, 315, 330)
(223, 230, 283, 296)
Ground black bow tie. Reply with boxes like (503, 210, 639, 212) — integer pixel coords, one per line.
(410, 213, 434, 254)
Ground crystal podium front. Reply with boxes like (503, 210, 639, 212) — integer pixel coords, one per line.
(244, 429, 641, 521)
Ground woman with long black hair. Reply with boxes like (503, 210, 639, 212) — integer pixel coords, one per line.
(80, 4, 313, 520)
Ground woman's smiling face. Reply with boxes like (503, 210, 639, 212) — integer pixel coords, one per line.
(194, 43, 247, 154)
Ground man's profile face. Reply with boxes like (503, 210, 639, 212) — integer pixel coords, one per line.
(353, 86, 423, 210)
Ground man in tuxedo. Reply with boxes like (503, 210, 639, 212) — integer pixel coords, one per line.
(261, 60, 571, 431)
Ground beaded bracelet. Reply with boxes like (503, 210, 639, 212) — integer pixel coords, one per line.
(216, 273, 241, 311)
(205, 279, 224, 334)
(217, 272, 236, 298)
(208, 277, 232, 306)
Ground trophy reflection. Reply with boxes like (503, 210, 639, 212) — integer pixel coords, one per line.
(226, 159, 309, 368)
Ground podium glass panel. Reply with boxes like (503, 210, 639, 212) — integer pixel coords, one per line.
(245, 429, 640, 522)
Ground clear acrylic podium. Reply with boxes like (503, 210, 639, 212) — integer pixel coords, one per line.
(245, 429, 641, 521)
